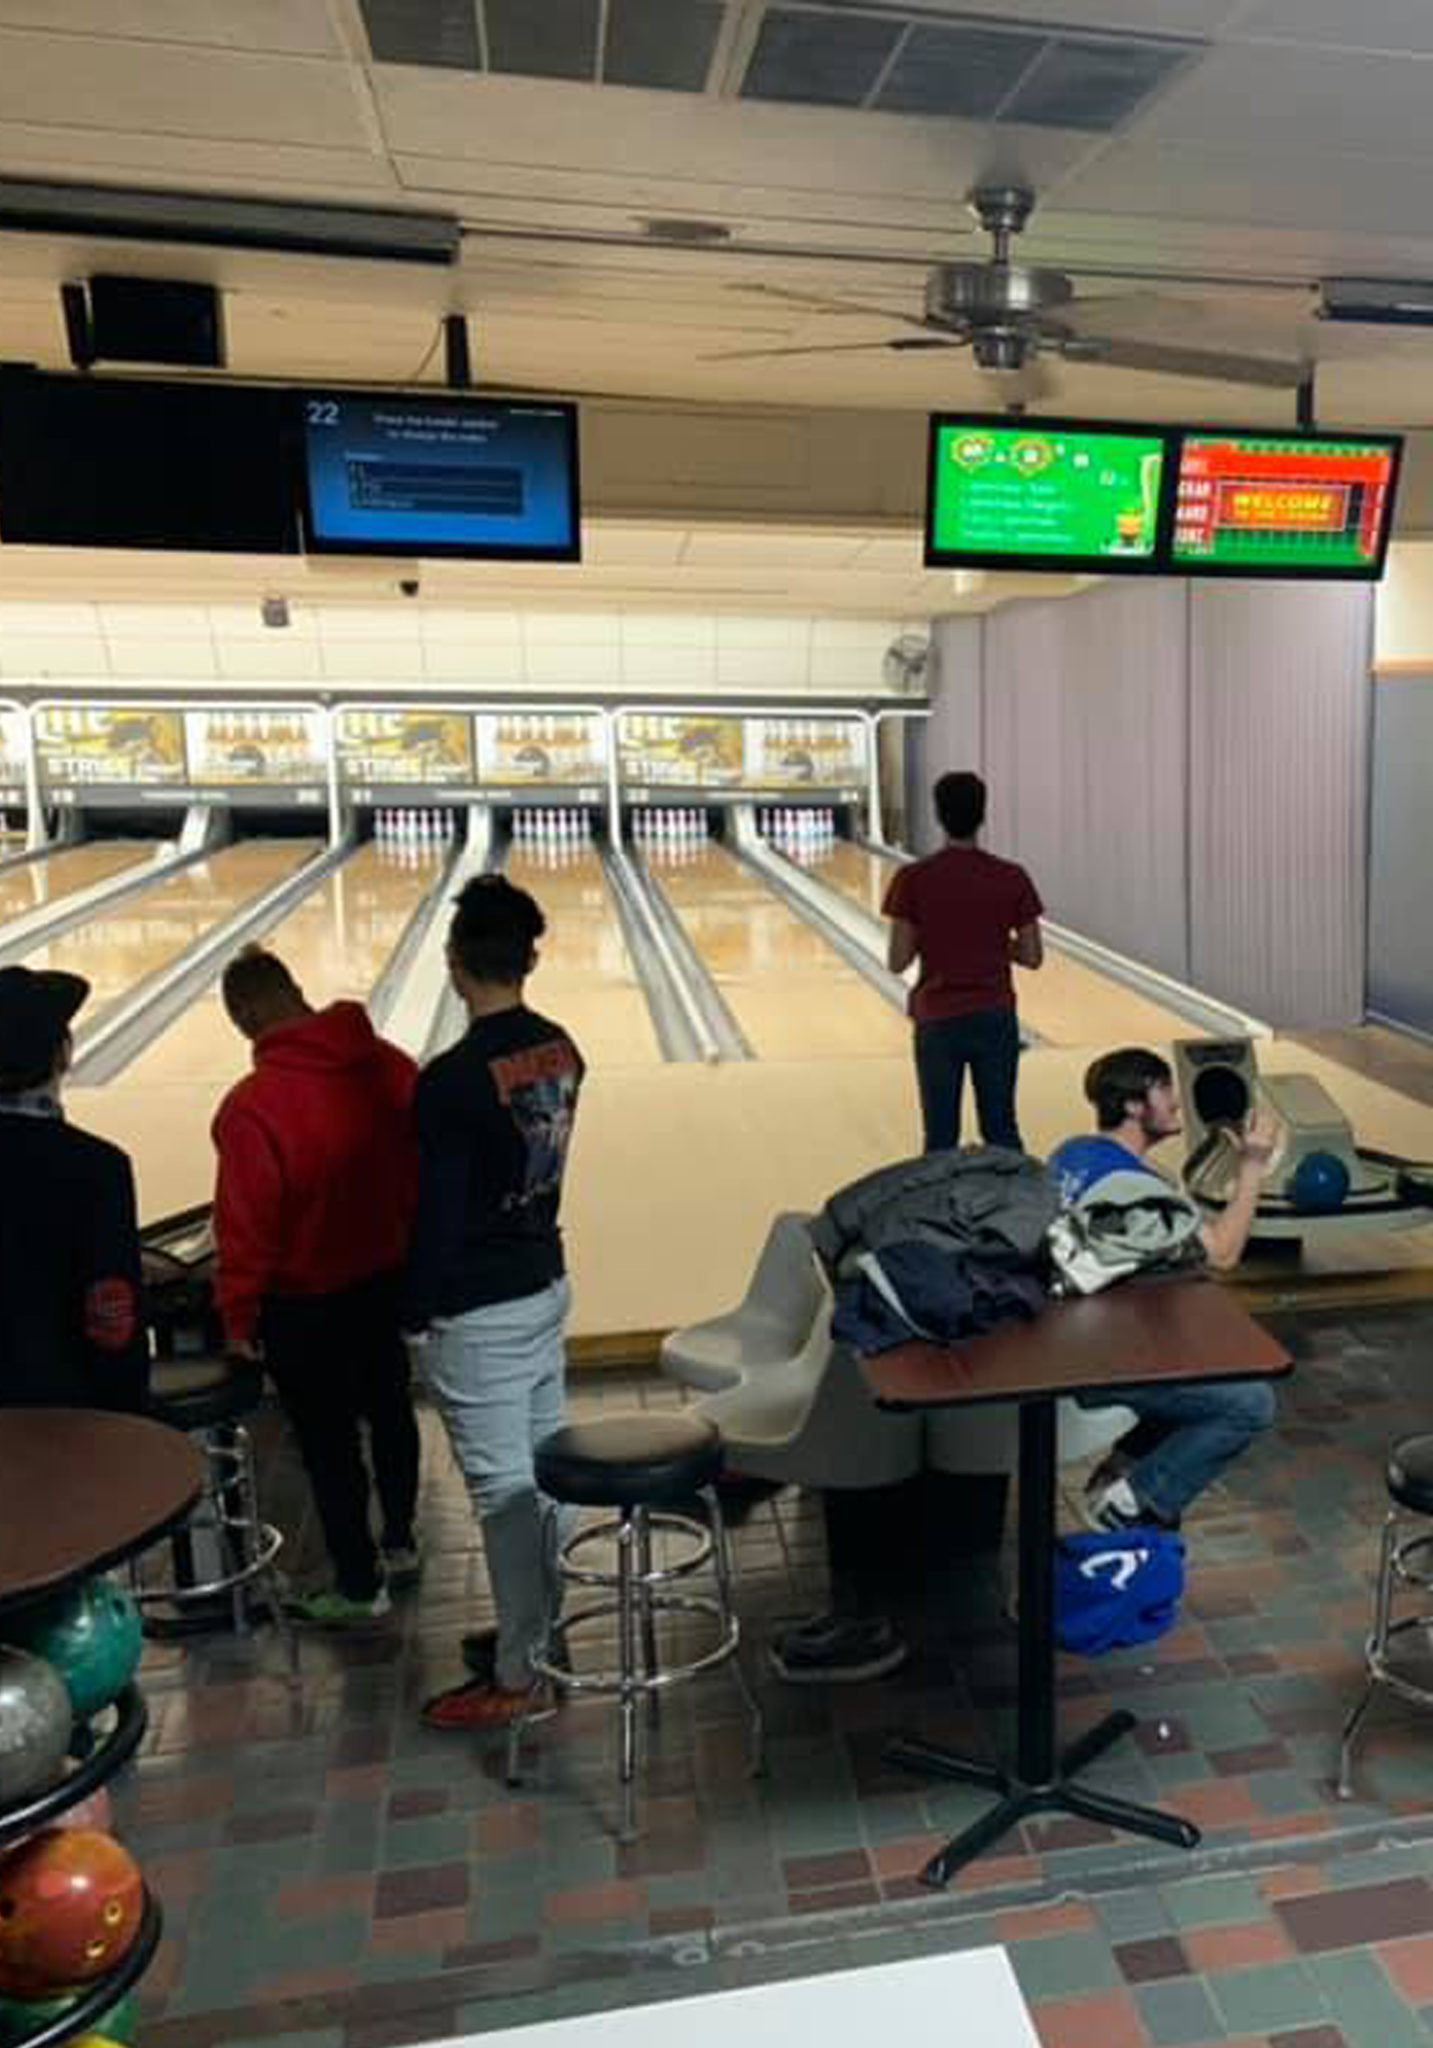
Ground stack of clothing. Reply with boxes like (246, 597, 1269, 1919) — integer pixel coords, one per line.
(812, 1145, 1056, 1353)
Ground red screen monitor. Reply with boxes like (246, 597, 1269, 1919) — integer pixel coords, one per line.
(1169, 428, 1402, 580)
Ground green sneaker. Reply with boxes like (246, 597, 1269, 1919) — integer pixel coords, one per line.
(287, 1587, 392, 1626)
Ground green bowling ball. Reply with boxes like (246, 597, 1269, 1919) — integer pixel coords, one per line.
(5, 1578, 142, 1724)
(0, 1988, 135, 2045)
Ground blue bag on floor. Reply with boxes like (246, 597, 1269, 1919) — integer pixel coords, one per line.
(1055, 1528, 1186, 1655)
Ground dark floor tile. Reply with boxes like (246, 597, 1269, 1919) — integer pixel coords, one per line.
(374, 1863, 470, 1918)
(1113, 1935, 1192, 1984)
(1277, 1876, 1433, 1953)
(1268, 2028, 1351, 2048)
(1210, 1740, 1294, 1776)
(781, 1849, 871, 1889)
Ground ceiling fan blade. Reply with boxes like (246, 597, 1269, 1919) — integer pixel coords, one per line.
(1065, 291, 1177, 323)
(729, 281, 933, 332)
(1069, 336, 1307, 389)
(700, 337, 934, 362)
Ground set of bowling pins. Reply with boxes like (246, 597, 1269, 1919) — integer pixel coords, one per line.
(511, 807, 593, 848)
(632, 808, 708, 849)
(373, 807, 456, 845)
(760, 807, 838, 857)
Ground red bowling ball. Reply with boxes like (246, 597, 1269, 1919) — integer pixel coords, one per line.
(0, 1828, 143, 2001)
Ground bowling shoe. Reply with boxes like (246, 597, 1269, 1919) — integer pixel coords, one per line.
(421, 1676, 551, 1730)
(286, 1587, 393, 1627)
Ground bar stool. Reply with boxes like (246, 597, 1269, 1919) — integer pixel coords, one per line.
(1338, 1432, 1433, 1798)
(505, 1414, 764, 1838)
(133, 1356, 297, 1676)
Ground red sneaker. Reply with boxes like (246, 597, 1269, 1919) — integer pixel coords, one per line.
(421, 1677, 547, 1731)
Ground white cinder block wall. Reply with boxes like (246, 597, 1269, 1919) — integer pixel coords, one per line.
(0, 605, 926, 696)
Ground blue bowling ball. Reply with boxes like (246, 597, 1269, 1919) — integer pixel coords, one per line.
(1286, 1150, 1351, 1215)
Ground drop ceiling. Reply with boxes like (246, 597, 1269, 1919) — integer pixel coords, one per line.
(1, 2, 1433, 607)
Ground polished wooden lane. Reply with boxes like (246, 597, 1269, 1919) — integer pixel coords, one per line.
(813, 840, 1197, 1047)
(25, 840, 318, 1017)
(116, 840, 443, 1092)
(656, 841, 910, 1060)
(508, 845, 661, 1068)
(0, 840, 151, 926)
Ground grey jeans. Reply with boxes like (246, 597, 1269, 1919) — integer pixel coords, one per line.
(418, 1277, 573, 1690)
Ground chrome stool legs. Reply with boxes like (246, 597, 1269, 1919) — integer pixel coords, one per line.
(132, 1418, 298, 1680)
(1338, 1515, 1433, 1800)
(506, 1485, 763, 1840)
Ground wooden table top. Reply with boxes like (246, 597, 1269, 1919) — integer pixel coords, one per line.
(0, 1408, 204, 1612)
(862, 1277, 1294, 1411)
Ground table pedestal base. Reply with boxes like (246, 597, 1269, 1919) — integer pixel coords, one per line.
(888, 1707, 1200, 1888)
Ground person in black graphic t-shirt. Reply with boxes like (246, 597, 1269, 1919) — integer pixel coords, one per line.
(405, 875, 585, 1731)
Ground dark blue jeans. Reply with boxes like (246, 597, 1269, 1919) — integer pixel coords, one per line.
(913, 1008, 1022, 1153)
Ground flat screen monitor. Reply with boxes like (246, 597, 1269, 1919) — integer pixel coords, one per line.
(0, 369, 299, 553)
(925, 415, 1173, 573)
(299, 390, 581, 559)
(1169, 429, 1403, 579)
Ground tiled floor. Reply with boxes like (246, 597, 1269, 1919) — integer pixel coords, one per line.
(111, 1305, 1433, 2048)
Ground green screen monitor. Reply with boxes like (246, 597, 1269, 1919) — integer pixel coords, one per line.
(1169, 429, 1403, 580)
(925, 415, 1174, 574)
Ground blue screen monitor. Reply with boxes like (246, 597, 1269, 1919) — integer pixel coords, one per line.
(299, 390, 581, 559)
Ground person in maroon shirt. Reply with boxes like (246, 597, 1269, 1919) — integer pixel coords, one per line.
(882, 771, 1044, 1152)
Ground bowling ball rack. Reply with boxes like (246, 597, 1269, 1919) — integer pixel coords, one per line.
(0, 1420, 197, 2048)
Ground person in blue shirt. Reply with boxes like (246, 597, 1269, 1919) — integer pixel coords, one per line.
(1047, 1047, 1279, 1533)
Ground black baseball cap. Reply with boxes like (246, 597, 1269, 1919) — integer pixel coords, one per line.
(0, 966, 89, 1090)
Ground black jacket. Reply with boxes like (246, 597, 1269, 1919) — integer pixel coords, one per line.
(0, 1113, 149, 1410)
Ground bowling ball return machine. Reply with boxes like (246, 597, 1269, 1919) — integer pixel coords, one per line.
(139, 1205, 289, 1646)
(1174, 1038, 1433, 1249)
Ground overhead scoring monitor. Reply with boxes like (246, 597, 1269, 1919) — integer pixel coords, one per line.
(299, 389, 581, 560)
(925, 416, 1173, 575)
(1168, 429, 1402, 579)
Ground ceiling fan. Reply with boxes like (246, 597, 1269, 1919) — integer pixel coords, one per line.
(705, 186, 1308, 392)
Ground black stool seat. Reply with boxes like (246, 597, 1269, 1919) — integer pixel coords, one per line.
(537, 1414, 722, 1507)
(1388, 1434, 1433, 1516)
(149, 1356, 264, 1433)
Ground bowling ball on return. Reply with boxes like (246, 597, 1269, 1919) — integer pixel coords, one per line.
(0, 1828, 143, 2000)
(0, 1646, 71, 1806)
(1286, 1150, 1351, 1215)
(5, 1579, 142, 1723)
(0, 1988, 135, 2046)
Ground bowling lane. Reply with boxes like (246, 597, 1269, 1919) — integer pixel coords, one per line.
(0, 839, 152, 927)
(26, 840, 316, 1022)
(120, 841, 445, 1091)
(812, 840, 1197, 1047)
(508, 845, 660, 1067)
(655, 841, 910, 1060)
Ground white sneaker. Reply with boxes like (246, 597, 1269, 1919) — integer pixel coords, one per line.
(1081, 1476, 1145, 1533)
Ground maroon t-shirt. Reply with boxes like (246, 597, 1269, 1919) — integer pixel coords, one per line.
(883, 846, 1043, 1023)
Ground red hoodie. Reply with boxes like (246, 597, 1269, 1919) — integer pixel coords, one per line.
(212, 1001, 417, 1344)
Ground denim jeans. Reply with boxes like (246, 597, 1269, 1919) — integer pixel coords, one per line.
(1079, 1377, 1277, 1523)
(417, 1277, 573, 1689)
(913, 1008, 1022, 1153)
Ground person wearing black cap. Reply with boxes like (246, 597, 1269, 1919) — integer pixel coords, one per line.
(0, 965, 148, 1411)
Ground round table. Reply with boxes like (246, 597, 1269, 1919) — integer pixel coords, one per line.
(0, 1408, 204, 1615)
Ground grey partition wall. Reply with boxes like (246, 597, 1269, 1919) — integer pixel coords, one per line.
(1369, 673, 1433, 1035)
(913, 577, 1373, 1028)
(982, 580, 1189, 982)
(1188, 582, 1371, 1027)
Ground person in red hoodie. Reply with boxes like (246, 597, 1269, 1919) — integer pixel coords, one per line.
(212, 945, 421, 1626)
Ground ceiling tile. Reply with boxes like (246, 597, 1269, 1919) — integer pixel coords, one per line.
(1141, 43, 1433, 154)
(0, 29, 372, 147)
(1233, 0, 1433, 54)
(0, 2, 345, 56)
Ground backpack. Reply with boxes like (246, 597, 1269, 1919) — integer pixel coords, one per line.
(1055, 1527, 1186, 1655)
